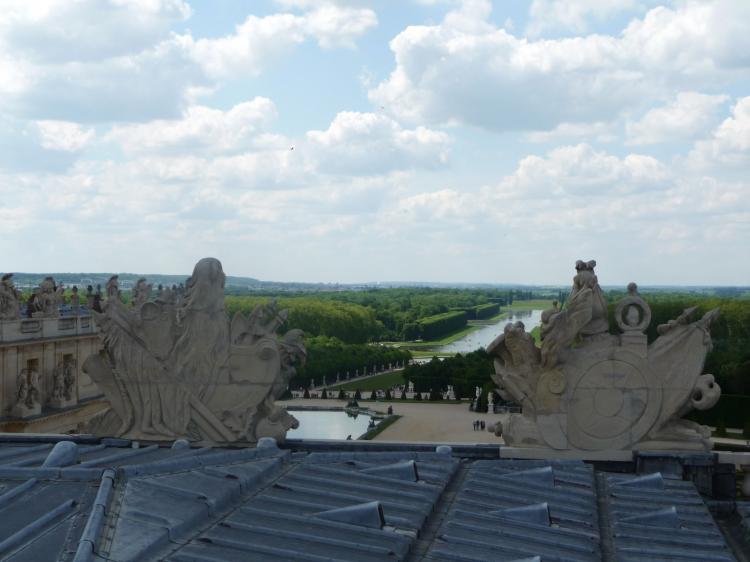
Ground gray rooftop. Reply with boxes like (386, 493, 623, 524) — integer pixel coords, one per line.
(0, 436, 745, 561)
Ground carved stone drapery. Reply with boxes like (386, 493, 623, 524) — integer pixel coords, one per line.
(83, 258, 305, 444)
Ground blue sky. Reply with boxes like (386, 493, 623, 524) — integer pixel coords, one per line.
(0, 0, 748, 286)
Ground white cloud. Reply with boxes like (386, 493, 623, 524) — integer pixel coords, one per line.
(0, 2, 375, 122)
(493, 144, 670, 198)
(35, 120, 95, 152)
(626, 92, 729, 145)
(190, 5, 376, 79)
(370, 0, 750, 132)
(526, 121, 616, 143)
(306, 112, 449, 175)
(106, 98, 277, 154)
(0, 0, 192, 63)
(526, 0, 639, 37)
(103, 105, 448, 179)
(690, 96, 750, 168)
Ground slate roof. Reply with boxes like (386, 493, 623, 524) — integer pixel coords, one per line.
(0, 436, 744, 562)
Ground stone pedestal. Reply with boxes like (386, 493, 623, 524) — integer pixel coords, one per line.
(11, 402, 41, 419)
(49, 397, 76, 410)
(619, 332, 647, 357)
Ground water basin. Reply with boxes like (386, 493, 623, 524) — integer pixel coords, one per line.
(286, 409, 377, 440)
(438, 309, 543, 353)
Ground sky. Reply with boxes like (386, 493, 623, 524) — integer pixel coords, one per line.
(0, 0, 748, 286)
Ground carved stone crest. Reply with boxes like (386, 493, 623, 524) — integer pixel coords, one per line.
(488, 260, 720, 451)
(83, 258, 305, 444)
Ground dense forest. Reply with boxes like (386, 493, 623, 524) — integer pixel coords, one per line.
(226, 288, 554, 343)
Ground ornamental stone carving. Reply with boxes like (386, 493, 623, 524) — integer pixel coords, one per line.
(83, 258, 306, 444)
(12, 368, 41, 418)
(488, 260, 720, 451)
(0, 273, 21, 320)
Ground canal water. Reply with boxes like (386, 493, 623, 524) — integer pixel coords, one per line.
(438, 309, 544, 354)
(286, 409, 376, 440)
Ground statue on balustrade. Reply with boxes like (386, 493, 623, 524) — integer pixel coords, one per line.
(0, 273, 21, 320)
(488, 260, 720, 451)
(27, 276, 62, 318)
(131, 277, 152, 309)
(83, 258, 306, 444)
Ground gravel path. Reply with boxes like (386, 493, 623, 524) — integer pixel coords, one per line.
(283, 398, 506, 444)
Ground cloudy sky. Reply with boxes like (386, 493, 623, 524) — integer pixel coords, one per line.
(0, 0, 748, 285)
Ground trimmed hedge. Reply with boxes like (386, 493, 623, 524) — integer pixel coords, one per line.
(418, 311, 467, 340)
(470, 303, 500, 319)
(688, 394, 750, 429)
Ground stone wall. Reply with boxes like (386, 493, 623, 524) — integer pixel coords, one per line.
(0, 315, 102, 422)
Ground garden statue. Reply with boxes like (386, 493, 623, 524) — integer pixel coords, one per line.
(488, 260, 720, 451)
(83, 258, 306, 444)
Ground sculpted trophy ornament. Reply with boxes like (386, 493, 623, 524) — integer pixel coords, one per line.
(83, 258, 306, 444)
(488, 260, 721, 451)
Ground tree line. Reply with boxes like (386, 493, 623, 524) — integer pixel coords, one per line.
(290, 336, 411, 389)
(226, 288, 551, 343)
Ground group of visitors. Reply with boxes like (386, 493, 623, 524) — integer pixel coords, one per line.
(472, 420, 485, 431)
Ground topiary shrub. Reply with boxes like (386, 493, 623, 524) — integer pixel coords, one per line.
(337, 389, 346, 400)
(303, 388, 310, 399)
(414, 392, 422, 401)
(384, 389, 392, 400)
(321, 388, 328, 399)
(354, 389, 362, 400)
(369, 390, 378, 400)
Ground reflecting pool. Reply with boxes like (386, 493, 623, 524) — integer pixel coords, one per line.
(286, 409, 377, 440)
(438, 309, 544, 353)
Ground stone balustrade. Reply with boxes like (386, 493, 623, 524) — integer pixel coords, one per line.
(0, 314, 97, 344)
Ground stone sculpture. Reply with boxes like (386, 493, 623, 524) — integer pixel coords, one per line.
(70, 285, 80, 313)
(12, 368, 41, 417)
(26, 276, 64, 318)
(51, 366, 65, 401)
(105, 275, 119, 299)
(0, 273, 21, 320)
(488, 260, 720, 451)
(131, 277, 152, 309)
(63, 358, 76, 400)
(83, 258, 306, 444)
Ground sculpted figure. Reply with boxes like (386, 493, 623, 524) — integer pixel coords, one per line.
(105, 276, 119, 300)
(33, 277, 59, 317)
(0, 273, 21, 320)
(83, 258, 305, 444)
(55, 282, 66, 306)
(51, 364, 65, 401)
(131, 277, 152, 309)
(488, 260, 721, 452)
(70, 285, 80, 313)
(86, 285, 95, 310)
(15, 368, 41, 411)
(63, 358, 76, 401)
(15, 374, 29, 406)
